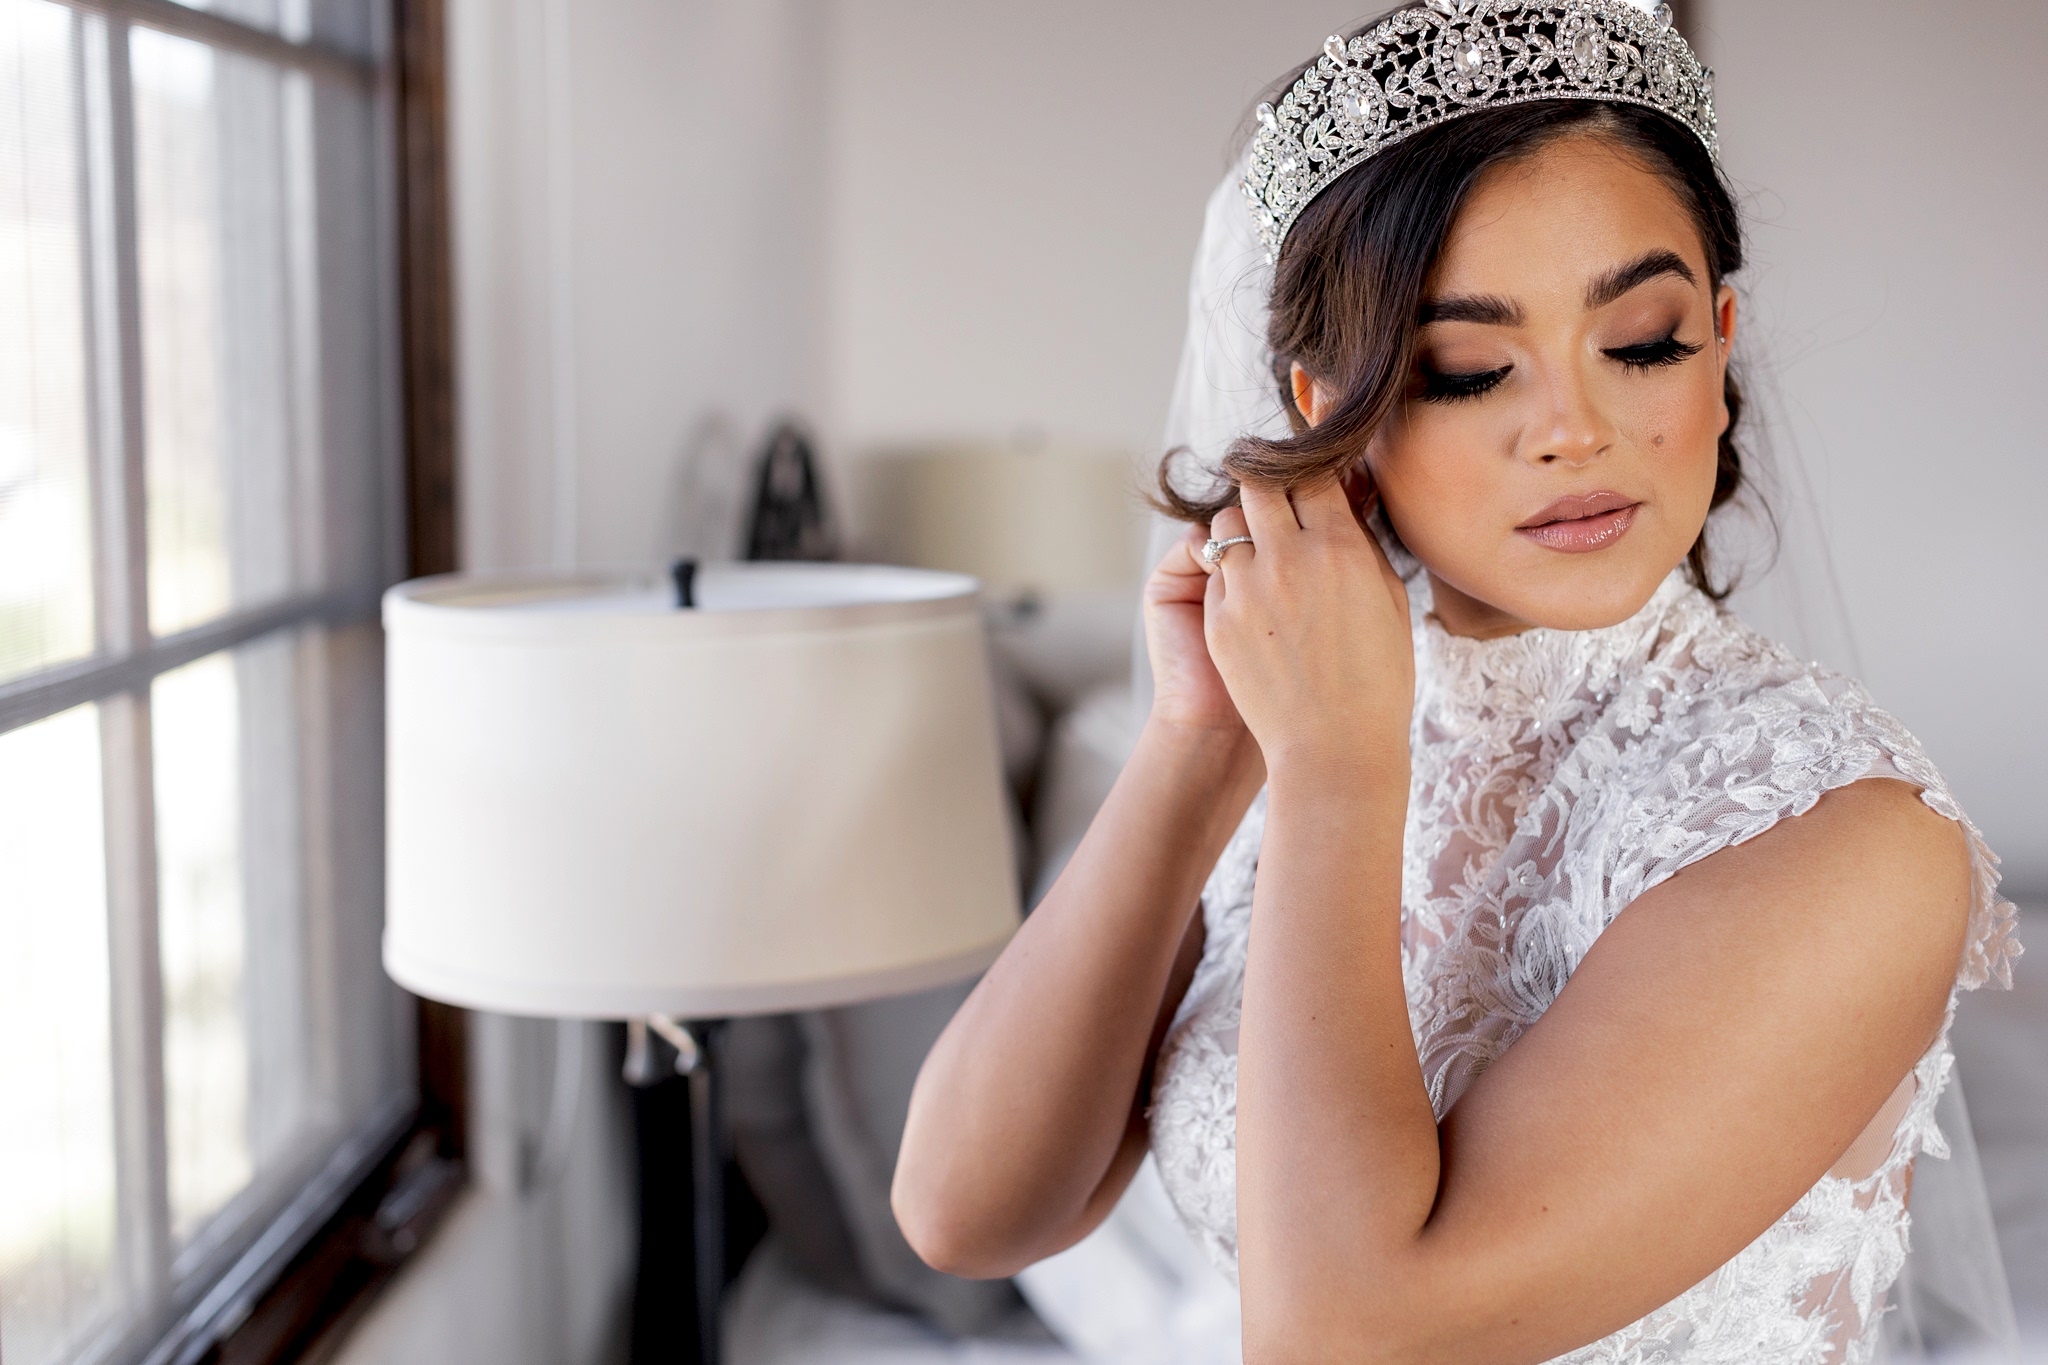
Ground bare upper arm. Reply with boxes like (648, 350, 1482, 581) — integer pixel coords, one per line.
(1416, 777, 1970, 1356)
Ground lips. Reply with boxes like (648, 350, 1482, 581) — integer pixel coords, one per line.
(1516, 492, 1642, 554)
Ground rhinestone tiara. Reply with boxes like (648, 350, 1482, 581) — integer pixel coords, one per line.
(1245, 0, 1717, 263)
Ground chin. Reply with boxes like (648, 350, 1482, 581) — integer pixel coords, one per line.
(1427, 545, 1685, 635)
(1396, 498, 1707, 636)
(1508, 555, 1684, 631)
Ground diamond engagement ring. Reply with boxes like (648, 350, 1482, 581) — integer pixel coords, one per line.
(1202, 536, 1254, 565)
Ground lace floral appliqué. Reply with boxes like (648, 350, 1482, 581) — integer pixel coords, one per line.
(1148, 574, 2021, 1364)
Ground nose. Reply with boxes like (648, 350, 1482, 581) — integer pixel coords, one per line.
(1522, 354, 1619, 469)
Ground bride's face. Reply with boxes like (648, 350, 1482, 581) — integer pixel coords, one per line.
(1306, 133, 1738, 637)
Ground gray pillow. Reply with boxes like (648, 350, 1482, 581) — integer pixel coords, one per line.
(724, 993, 1024, 1336)
(799, 983, 1025, 1336)
(724, 1014, 876, 1304)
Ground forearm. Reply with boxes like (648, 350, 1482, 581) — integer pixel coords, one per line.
(1236, 756, 1441, 1352)
(894, 717, 1262, 1275)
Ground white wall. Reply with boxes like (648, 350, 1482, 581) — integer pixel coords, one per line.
(1699, 0, 2048, 892)
(455, 0, 828, 573)
(820, 0, 1354, 457)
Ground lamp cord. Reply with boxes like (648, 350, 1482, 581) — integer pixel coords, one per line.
(524, 1017, 586, 1194)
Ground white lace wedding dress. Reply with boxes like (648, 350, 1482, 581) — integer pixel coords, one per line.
(1147, 571, 2023, 1363)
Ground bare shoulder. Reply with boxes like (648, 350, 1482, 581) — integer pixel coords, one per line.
(1684, 777, 1967, 917)
(1627, 775, 1971, 1019)
(1799, 776, 1972, 870)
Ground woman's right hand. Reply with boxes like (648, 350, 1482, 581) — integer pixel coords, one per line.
(1144, 522, 1251, 736)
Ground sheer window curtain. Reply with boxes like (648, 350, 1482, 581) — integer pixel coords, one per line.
(0, 2, 410, 1362)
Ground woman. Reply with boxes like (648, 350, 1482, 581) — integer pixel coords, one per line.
(893, 3, 2022, 1360)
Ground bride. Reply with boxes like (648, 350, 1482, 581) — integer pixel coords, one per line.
(892, 3, 2022, 1360)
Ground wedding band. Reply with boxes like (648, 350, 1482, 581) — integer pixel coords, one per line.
(1202, 536, 1254, 565)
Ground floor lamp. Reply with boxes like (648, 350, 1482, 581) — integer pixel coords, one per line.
(382, 562, 1022, 1365)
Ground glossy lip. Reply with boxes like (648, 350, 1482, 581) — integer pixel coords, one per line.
(1516, 491, 1642, 554)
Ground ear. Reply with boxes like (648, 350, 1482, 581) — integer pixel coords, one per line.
(1289, 362, 1332, 428)
(1714, 284, 1737, 367)
(1713, 284, 1738, 436)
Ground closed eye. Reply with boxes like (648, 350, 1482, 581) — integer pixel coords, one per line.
(1420, 362, 1511, 404)
(1605, 332, 1704, 371)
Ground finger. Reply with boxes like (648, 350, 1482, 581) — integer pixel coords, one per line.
(1183, 522, 1221, 579)
(1339, 463, 1380, 530)
(1239, 480, 1299, 540)
(1363, 523, 1411, 617)
(1209, 506, 1249, 545)
(1166, 522, 1211, 576)
(1362, 522, 1398, 580)
(1148, 525, 1212, 599)
(1290, 477, 1358, 533)
(1150, 525, 1207, 582)
(1196, 506, 1254, 578)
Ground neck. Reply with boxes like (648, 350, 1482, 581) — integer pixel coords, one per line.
(1426, 572, 1533, 640)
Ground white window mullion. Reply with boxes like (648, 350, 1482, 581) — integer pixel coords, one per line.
(78, 6, 174, 1324)
(277, 53, 343, 1133)
(281, 65, 322, 595)
(78, 7, 144, 661)
(98, 692, 172, 1324)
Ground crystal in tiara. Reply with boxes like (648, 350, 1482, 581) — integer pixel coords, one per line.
(1245, 0, 1717, 262)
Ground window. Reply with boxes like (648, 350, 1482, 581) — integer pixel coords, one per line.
(0, 2, 410, 1361)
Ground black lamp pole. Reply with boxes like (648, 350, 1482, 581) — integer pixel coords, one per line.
(686, 1021, 727, 1365)
(626, 1015, 729, 1365)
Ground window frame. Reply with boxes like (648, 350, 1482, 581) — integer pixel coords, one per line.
(0, 0, 465, 1360)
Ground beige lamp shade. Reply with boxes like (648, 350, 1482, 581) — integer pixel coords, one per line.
(382, 563, 1021, 1019)
(858, 443, 1147, 597)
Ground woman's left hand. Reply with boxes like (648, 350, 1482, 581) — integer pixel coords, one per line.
(1197, 473, 1414, 782)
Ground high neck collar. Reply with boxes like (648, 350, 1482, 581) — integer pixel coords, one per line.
(1413, 571, 1699, 722)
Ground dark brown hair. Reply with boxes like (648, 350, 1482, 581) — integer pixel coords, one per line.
(1156, 80, 1752, 597)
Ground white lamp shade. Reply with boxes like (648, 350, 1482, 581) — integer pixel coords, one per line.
(382, 563, 1021, 1018)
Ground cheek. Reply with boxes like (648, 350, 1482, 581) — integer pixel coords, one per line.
(1648, 392, 1717, 448)
(1365, 410, 1506, 552)
(1642, 347, 1727, 442)
(1641, 369, 1727, 503)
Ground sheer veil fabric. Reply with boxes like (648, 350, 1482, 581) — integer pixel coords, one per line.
(1138, 163, 2023, 1361)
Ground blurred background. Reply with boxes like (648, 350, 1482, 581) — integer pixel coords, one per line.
(451, 0, 2047, 890)
(390, 0, 2048, 1358)
(3, 1, 2041, 1364)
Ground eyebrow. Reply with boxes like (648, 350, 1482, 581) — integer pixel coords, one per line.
(1418, 248, 1702, 329)
(1418, 293, 1523, 327)
(1584, 248, 1699, 310)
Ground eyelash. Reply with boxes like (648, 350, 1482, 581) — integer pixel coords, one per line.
(1417, 331, 1706, 404)
(1607, 332, 1705, 372)
(1418, 364, 1511, 404)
